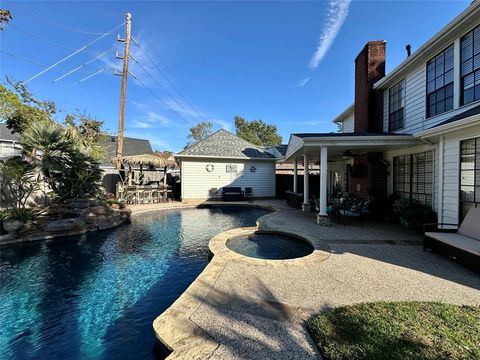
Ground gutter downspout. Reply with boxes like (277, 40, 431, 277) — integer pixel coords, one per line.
(437, 135, 444, 225)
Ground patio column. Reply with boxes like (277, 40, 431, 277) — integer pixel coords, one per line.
(302, 154, 310, 211)
(319, 147, 328, 215)
(293, 160, 298, 193)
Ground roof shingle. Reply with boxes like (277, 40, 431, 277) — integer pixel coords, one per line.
(176, 129, 276, 159)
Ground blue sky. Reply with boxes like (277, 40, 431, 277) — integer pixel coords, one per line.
(0, 0, 471, 152)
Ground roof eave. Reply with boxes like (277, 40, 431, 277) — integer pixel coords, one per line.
(415, 114, 480, 138)
(332, 104, 354, 124)
(373, 2, 480, 90)
(174, 154, 277, 161)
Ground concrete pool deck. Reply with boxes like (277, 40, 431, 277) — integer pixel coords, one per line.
(131, 200, 480, 359)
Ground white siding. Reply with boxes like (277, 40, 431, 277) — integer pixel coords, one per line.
(383, 65, 426, 134)
(181, 159, 275, 200)
(0, 141, 22, 158)
(342, 114, 354, 133)
(440, 126, 480, 225)
(383, 61, 480, 134)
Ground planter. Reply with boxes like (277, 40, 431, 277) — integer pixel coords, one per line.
(3, 220, 23, 234)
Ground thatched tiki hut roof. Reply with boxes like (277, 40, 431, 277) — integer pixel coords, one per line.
(112, 154, 177, 169)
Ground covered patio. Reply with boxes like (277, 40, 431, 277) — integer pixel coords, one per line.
(283, 133, 422, 223)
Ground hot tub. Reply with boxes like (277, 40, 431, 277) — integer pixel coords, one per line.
(226, 232, 314, 260)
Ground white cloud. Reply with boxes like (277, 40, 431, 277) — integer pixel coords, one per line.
(309, 0, 352, 69)
(296, 76, 311, 88)
(210, 119, 232, 131)
(132, 120, 153, 129)
(162, 97, 206, 121)
(145, 110, 171, 125)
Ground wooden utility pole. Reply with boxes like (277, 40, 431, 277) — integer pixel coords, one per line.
(116, 12, 132, 169)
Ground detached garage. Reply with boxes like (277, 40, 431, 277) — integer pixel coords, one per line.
(175, 130, 278, 202)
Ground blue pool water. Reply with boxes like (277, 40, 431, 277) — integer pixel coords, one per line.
(0, 206, 269, 360)
(226, 233, 313, 260)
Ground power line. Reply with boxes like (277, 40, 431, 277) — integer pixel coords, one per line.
(128, 72, 195, 127)
(53, 50, 112, 82)
(129, 54, 199, 125)
(135, 27, 208, 120)
(23, 22, 124, 84)
(6, 0, 118, 35)
(7, 23, 78, 51)
(0, 50, 93, 74)
(131, 38, 205, 122)
(67, 68, 107, 88)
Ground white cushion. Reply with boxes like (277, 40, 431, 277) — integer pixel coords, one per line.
(425, 232, 480, 255)
(458, 207, 480, 240)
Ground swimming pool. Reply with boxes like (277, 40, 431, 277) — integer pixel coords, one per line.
(0, 206, 269, 360)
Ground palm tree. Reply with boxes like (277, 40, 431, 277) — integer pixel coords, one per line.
(20, 122, 72, 195)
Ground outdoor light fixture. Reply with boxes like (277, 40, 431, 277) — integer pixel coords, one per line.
(250, 165, 256, 173)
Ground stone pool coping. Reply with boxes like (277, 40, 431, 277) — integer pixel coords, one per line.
(150, 201, 330, 359)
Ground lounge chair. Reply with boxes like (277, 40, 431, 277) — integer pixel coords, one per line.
(424, 207, 480, 274)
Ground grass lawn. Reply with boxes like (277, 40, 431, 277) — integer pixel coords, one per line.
(307, 302, 479, 360)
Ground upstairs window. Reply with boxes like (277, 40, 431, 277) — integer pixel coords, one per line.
(426, 45, 454, 117)
(389, 80, 405, 131)
(461, 25, 480, 105)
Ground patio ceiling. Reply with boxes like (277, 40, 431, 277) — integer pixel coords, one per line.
(284, 133, 423, 162)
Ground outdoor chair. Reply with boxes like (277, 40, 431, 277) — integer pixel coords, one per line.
(338, 199, 364, 227)
(244, 187, 254, 202)
(424, 207, 480, 274)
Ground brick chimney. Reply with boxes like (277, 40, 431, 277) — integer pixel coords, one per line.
(354, 41, 386, 133)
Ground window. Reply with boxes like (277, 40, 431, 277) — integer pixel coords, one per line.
(460, 25, 480, 105)
(393, 151, 433, 207)
(426, 45, 454, 117)
(460, 137, 480, 220)
(389, 80, 405, 131)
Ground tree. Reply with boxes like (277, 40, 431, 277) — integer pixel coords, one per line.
(0, 156, 40, 212)
(64, 112, 106, 160)
(153, 150, 173, 159)
(0, 10, 12, 31)
(186, 121, 213, 146)
(234, 116, 282, 146)
(0, 79, 55, 134)
(20, 122, 102, 201)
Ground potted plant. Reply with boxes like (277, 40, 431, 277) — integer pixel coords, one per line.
(395, 198, 437, 231)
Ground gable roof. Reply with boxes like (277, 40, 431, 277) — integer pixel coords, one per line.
(271, 144, 288, 156)
(175, 129, 277, 160)
(99, 136, 153, 164)
(0, 124, 20, 142)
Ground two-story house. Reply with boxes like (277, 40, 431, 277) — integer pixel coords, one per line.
(284, 1, 480, 226)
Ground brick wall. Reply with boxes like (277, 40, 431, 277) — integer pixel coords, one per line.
(348, 153, 387, 199)
(354, 41, 386, 133)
